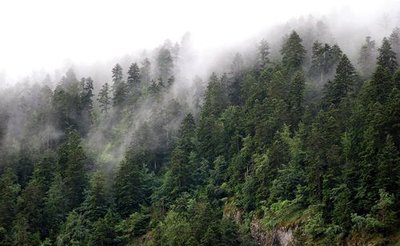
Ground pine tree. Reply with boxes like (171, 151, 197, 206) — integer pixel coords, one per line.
(126, 63, 140, 99)
(156, 48, 174, 82)
(59, 131, 87, 210)
(197, 73, 228, 161)
(89, 210, 118, 246)
(228, 53, 245, 105)
(370, 65, 393, 103)
(44, 173, 67, 237)
(12, 214, 37, 246)
(358, 36, 377, 78)
(111, 64, 127, 107)
(56, 211, 89, 245)
(389, 27, 400, 64)
(140, 58, 151, 86)
(98, 83, 111, 114)
(377, 135, 400, 195)
(79, 77, 94, 135)
(257, 39, 270, 72)
(0, 168, 20, 231)
(287, 71, 305, 128)
(281, 31, 306, 73)
(377, 37, 398, 74)
(81, 171, 112, 222)
(115, 149, 150, 218)
(309, 42, 342, 84)
(324, 54, 358, 107)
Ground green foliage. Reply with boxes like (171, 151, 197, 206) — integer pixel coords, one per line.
(59, 131, 88, 210)
(115, 149, 151, 217)
(1, 28, 400, 246)
(377, 37, 398, 74)
(56, 211, 89, 246)
(281, 31, 306, 73)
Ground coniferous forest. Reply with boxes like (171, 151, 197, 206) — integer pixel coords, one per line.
(1, 14, 400, 246)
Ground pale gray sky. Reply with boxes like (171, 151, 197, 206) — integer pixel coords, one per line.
(0, 0, 398, 81)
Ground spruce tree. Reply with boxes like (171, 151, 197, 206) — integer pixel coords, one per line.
(358, 36, 377, 78)
(281, 31, 306, 73)
(98, 83, 111, 114)
(324, 54, 358, 107)
(389, 27, 400, 64)
(111, 64, 127, 107)
(257, 39, 270, 71)
(377, 37, 398, 74)
(127, 63, 141, 98)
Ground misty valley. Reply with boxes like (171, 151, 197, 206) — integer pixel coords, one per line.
(1, 6, 400, 246)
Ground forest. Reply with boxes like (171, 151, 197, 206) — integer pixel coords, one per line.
(0, 16, 400, 245)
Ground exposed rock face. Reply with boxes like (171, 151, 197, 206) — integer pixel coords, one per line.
(223, 202, 295, 246)
(251, 219, 294, 246)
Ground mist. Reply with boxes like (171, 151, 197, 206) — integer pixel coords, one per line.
(0, 0, 398, 84)
(0, 0, 399, 168)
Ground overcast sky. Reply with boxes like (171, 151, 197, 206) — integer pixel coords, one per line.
(0, 0, 399, 82)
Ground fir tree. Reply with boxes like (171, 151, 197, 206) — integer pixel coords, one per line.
(281, 31, 306, 73)
(377, 37, 398, 74)
(98, 83, 111, 114)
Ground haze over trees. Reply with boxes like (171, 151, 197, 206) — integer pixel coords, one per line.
(0, 15, 400, 246)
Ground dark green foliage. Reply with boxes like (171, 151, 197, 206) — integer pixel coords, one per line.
(228, 53, 245, 105)
(257, 39, 270, 71)
(323, 54, 358, 108)
(1, 28, 400, 246)
(0, 169, 20, 231)
(389, 27, 400, 64)
(45, 173, 67, 237)
(111, 64, 127, 107)
(114, 149, 151, 218)
(56, 210, 89, 245)
(98, 82, 111, 114)
(81, 171, 112, 222)
(89, 210, 119, 246)
(281, 31, 306, 74)
(58, 131, 88, 210)
(377, 37, 398, 74)
(288, 71, 305, 128)
(127, 63, 141, 104)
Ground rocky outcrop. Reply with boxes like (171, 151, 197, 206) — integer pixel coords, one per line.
(250, 219, 294, 246)
(223, 202, 295, 246)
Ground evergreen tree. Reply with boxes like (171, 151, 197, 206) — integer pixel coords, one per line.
(0, 168, 20, 231)
(56, 211, 89, 246)
(127, 63, 141, 103)
(89, 210, 118, 246)
(156, 47, 174, 82)
(78, 77, 94, 135)
(358, 36, 377, 78)
(281, 31, 306, 73)
(98, 83, 111, 114)
(58, 131, 87, 210)
(257, 39, 270, 71)
(377, 37, 398, 74)
(81, 171, 112, 222)
(309, 42, 342, 84)
(115, 149, 150, 218)
(111, 64, 127, 107)
(44, 173, 67, 237)
(324, 54, 358, 107)
(376, 135, 400, 195)
(228, 53, 245, 105)
(389, 27, 400, 64)
(140, 58, 151, 86)
(287, 71, 305, 128)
